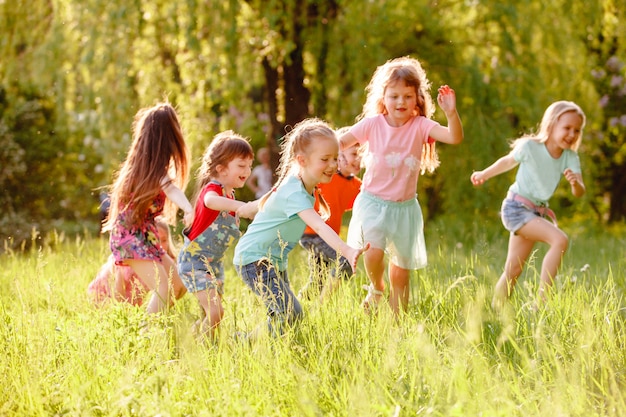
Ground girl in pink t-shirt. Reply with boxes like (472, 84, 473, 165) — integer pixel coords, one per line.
(339, 56, 464, 316)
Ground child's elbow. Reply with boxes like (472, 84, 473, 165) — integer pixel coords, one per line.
(452, 131, 464, 145)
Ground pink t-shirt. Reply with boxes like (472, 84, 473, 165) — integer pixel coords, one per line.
(350, 114, 438, 201)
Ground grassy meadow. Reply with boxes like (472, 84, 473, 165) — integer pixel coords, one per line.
(0, 217, 625, 416)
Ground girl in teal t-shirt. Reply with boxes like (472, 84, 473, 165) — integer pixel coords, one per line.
(234, 118, 368, 336)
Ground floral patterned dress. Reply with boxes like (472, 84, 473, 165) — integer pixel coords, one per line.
(109, 191, 166, 265)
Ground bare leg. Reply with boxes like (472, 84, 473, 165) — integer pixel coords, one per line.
(389, 263, 410, 316)
(493, 217, 568, 307)
(362, 247, 385, 309)
(162, 253, 187, 301)
(112, 265, 127, 302)
(194, 288, 224, 339)
(126, 259, 169, 314)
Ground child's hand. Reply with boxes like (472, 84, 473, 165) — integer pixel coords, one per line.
(470, 171, 486, 186)
(183, 211, 194, 227)
(236, 200, 259, 219)
(346, 242, 370, 273)
(563, 168, 578, 186)
(437, 85, 457, 114)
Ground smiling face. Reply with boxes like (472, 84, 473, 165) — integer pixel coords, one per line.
(298, 135, 339, 192)
(217, 156, 254, 190)
(549, 111, 584, 151)
(383, 80, 418, 127)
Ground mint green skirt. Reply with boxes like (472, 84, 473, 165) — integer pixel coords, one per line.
(347, 190, 427, 270)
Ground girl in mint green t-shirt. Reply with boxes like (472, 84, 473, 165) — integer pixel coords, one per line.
(471, 101, 586, 308)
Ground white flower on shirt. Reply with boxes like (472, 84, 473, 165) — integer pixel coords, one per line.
(404, 156, 420, 176)
(385, 152, 402, 177)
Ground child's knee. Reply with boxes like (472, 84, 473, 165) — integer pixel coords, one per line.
(552, 232, 569, 252)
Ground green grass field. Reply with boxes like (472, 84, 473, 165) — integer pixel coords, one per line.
(0, 218, 624, 416)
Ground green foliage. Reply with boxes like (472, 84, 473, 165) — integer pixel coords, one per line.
(582, 0, 626, 222)
(0, 84, 101, 246)
(0, 225, 625, 415)
(1, 0, 625, 246)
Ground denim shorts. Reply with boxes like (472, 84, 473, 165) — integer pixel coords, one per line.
(500, 198, 541, 234)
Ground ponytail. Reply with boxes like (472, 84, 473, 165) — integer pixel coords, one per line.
(420, 139, 440, 174)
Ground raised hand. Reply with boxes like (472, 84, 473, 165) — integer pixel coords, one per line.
(437, 85, 457, 114)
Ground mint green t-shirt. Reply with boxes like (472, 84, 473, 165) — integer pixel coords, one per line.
(233, 175, 315, 271)
(509, 139, 581, 205)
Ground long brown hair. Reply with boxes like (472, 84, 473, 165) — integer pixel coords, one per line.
(103, 102, 190, 230)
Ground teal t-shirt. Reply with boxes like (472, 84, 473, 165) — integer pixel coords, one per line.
(508, 139, 581, 205)
(233, 175, 315, 271)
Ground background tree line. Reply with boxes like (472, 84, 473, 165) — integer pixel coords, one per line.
(1, 0, 624, 247)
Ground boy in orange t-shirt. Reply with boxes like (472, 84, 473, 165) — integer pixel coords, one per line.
(298, 140, 362, 302)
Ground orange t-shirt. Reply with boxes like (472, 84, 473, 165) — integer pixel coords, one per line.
(304, 172, 362, 235)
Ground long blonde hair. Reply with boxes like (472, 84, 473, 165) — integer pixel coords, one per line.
(103, 102, 190, 231)
(512, 101, 586, 151)
(258, 118, 334, 219)
(360, 56, 439, 173)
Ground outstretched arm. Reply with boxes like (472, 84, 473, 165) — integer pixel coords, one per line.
(161, 178, 194, 226)
(204, 191, 259, 219)
(429, 85, 464, 145)
(339, 131, 358, 151)
(298, 208, 369, 273)
(471, 153, 518, 186)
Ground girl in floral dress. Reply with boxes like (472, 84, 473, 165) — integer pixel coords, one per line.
(103, 102, 193, 314)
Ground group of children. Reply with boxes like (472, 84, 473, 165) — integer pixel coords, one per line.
(89, 56, 587, 339)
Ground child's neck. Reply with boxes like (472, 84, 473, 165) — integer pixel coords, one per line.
(297, 174, 316, 195)
(544, 139, 564, 159)
(337, 169, 353, 178)
(212, 177, 234, 195)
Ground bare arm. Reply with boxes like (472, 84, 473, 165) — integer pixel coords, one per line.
(429, 85, 464, 145)
(204, 191, 258, 220)
(298, 208, 368, 272)
(563, 168, 586, 198)
(339, 131, 358, 151)
(161, 178, 194, 226)
(470, 153, 518, 186)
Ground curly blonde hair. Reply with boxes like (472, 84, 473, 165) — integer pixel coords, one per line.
(360, 56, 439, 173)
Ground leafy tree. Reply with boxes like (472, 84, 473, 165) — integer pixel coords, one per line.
(1, 0, 625, 247)
(583, 0, 626, 223)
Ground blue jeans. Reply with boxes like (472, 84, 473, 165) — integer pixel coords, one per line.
(237, 260, 303, 336)
(299, 234, 352, 288)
